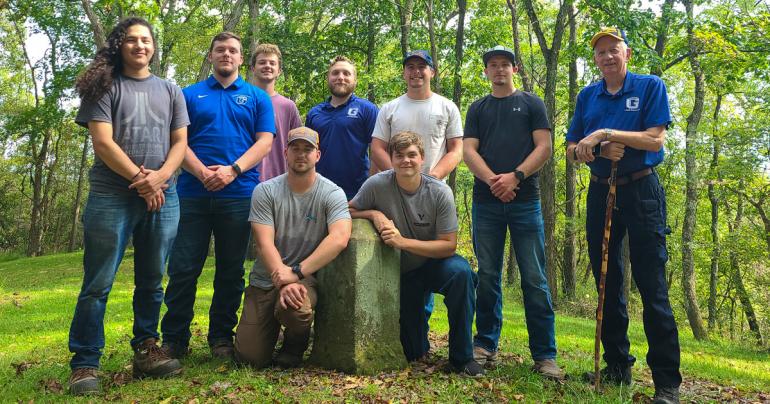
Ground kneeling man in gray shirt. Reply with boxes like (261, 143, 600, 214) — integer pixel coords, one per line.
(234, 127, 352, 368)
(349, 131, 483, 377)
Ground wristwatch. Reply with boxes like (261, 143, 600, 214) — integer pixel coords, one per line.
(291, 263, 305, 280)
(514, 170, 525, 182)
(231, 163, 242, 177)
(603, 128, 614, 141)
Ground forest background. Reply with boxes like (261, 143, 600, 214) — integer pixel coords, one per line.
(0, 0, 769, 351)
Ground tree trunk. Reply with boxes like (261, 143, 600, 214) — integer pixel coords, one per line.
(650, 0, 675, 76)
(246, 0, 261, 83)
(365, 9, 377, 103)
(198, 0, 248, 82)
(426, 0, 440, 94)
(681, 0, 708, 340)
(446, 0, 466, 194)
(562, 4, 578, 299)
(506, 0, 532, 92)
(522, 0, 572, 302)
(69, 135, 90, 251)
(707, 94, 722, 330)
(506, 240, 519, 286)
(395, 0, 414, 57)
(727, 197, 763, 344)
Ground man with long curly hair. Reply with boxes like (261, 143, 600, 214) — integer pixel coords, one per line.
(68, 17, 188, 395)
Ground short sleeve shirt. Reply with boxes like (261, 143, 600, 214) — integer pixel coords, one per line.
(178, 76, 276, 198)
(248, 173, 350, 289)
(566, 72, 671, 177)
(465, 91, 550, 202)
(75, 74, 189, 194)
(350, 170, 458, 272)
(260, 93, 302, 181)
(372, 94, 463, 176)
(306, 94, 379, 199)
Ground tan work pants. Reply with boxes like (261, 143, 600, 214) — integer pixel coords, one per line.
(234, 278, 317, 367)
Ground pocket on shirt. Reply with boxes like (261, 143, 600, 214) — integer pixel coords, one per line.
(429, 114, 448, 138)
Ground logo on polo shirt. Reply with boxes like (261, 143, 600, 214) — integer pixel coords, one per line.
(625, 97, 640, 111)
(512, 107, 522, 112)
(233, 95, 250, 105)
(347, 107, 359, 118)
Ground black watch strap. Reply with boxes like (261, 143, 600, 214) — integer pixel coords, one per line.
(231, 163, 242, 176)
(514, 170, 525, 182)
(292, 264, 305, 280)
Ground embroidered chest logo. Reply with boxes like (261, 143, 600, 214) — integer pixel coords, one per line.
(347, 107, 359, 118)
(512, 107, 522, 112)
(234, 95, 250, 105)
(625, 97, 640, 111)
(305, 211, 317, 223)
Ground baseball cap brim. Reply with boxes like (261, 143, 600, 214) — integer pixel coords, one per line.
(483, 49, 516, 66)
(590, 30, 627, 48)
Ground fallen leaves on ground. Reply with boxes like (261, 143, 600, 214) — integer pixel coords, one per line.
(11, 361, 35, 376)
(39, 378, 63, 393)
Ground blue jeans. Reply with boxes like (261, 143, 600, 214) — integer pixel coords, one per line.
(586, 171, 681, 388)
(161, 197, 250, 348)
(400, 254, 477, 367)
(472, 199, 556, 360)
(69, 188, 179, 370)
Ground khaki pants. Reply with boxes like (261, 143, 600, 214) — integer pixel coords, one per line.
(234, 278, 317, 367)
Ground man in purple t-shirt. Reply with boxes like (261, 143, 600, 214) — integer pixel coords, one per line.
(251, 44, 302, 180)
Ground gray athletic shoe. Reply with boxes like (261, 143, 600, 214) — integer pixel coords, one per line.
(69, 367, 100, 396)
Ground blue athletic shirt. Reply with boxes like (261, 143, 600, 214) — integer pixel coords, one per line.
(178, 75, 276, 198)
(306, 94, 379, 200)
(566, 71, 671, 178)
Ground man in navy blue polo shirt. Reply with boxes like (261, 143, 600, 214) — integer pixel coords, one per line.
(306, 56, 378, 199)
(566, 28, 681, 404)
(161, 32, 275, 360)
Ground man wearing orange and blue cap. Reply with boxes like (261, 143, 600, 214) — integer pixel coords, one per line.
(567, 28, 681, 404)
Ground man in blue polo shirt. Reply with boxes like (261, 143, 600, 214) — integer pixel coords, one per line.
(161, 32, 275, 360)
(566, 28, 681, 404)
(306, 56, 378, 199)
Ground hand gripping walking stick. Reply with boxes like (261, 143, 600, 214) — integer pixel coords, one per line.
(594, 160, 618, 392)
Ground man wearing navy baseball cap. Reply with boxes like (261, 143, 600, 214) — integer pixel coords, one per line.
(567, 27, 681, 404)
(464, 45, 562, 379)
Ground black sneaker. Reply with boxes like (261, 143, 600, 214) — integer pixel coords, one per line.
(583, 364, 633, 386)
(161, 341, 190, 359)
(133, 338, 183, 379)
(69, 367, 100, 396)
(653, 386, 680, 404)
(452, 359, 485, 377)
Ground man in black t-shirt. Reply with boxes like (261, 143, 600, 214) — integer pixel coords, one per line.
(463, 46, 562, 379)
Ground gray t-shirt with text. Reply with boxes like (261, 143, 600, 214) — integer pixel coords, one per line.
(248, 173, 351, 289)
(350, 170, 458, 272)
(75, 74, 189, 194)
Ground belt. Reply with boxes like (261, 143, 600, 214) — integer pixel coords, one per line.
(590, 168, 653, 186)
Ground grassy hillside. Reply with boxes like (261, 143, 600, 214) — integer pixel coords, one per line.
(0, 252, 768, 402)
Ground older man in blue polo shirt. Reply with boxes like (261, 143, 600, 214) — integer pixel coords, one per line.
(566, 28, 681, 404)
(306, 56, 378, 199)
(160, 32, 275, 360)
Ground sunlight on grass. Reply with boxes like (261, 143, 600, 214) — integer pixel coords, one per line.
(1, 251, 768, 402)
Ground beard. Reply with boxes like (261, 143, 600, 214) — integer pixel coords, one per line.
(329, 82, 355, 98)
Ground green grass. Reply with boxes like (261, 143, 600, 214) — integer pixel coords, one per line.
(1, 251, 768, 402)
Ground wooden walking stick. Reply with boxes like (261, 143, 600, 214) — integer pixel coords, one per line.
(594, 161, 618, 392)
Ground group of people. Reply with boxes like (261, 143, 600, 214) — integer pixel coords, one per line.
(66, 17, 681, 404)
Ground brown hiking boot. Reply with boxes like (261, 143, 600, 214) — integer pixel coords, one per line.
(210, 340, 235, 361)
(473, 346, 498, 368)
(132, 338, 182, 379)
(69, 367, 100, 396)
(533, 359, 565, 380)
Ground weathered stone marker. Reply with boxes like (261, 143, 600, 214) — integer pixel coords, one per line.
(309, 218, 407, 374)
